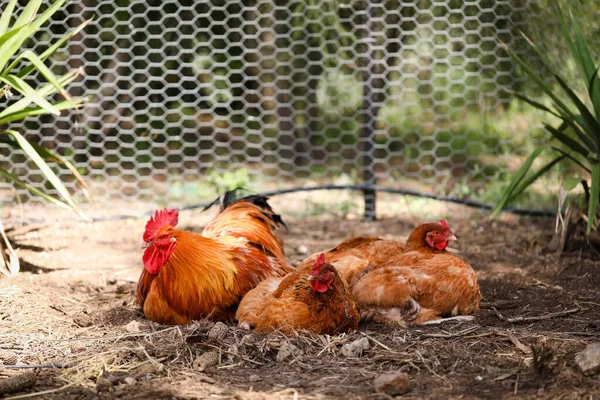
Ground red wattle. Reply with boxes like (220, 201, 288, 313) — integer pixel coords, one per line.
(310, 281, 329, 293)
(435, 241, 448, 250)
(142, 241, 176, 275)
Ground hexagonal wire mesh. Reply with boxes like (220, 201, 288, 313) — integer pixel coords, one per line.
(1, 0, 598, 218)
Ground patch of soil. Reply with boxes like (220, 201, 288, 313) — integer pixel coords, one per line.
(1, 199, 600, 399)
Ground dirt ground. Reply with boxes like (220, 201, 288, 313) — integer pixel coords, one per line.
(1, 193, 599, 400)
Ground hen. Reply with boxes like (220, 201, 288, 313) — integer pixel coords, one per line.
(236, 254, 360, 334)
(297, 221, 481, 325)
(137, 192, 292, 325)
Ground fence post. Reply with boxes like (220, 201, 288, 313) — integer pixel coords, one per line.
(359, 0, 383, 221)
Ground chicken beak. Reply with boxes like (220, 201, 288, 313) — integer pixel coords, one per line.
(142, 241, 150, 249)
(448, 233, 458, 242)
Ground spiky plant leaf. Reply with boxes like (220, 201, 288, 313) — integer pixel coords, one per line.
(493, 147, 544, 216)
(0, 0, 19, 35)
(589, 164, 600, 233)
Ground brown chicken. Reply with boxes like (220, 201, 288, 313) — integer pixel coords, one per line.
(137, 191, 292, 325)
(297, 221, 481, 325)
(236, 254, 360, 334)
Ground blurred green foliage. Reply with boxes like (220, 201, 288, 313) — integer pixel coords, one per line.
(38, 0, 597, 203)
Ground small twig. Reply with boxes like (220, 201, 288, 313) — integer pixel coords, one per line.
(421, 326, 479, 339)
(491, 307, 507, 321)
(1, 363, 71, 369)
(504, 332, 531, 354)
(505, 307, 581, 324)
(360, 332, 392, 352)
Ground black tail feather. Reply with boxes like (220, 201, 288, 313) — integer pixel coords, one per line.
(204, 187, 287, 229)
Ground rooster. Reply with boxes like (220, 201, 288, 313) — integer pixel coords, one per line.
(137, 191, 292, 325)
(236, 254, 360, 334)
(297, 221, 481, 325)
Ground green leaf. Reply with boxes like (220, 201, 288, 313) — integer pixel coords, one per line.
(550, 146, 592, 173)
(502, 41, 576, 123)
(0, 0, 67, 71)
(1, 136, 95, 205)
(0, 98, 84, 124)
(544, 123, 591, 159)
(558, 5, 585, 82)
(510, 91, 563, 119)
(0, 168, 72, 210)
(509, 155, 566, 201)
(13, 0, 41, 28)
(0, 23, 27, 50)
(5, 50, 69, 99)
(589, 66, 600, 120)
(1, 129, 78, 210)
(17, 19, 91, 79)
(0, 0, 19, 35)
(563, 176, 580, 192)
(554, 74, 600, 145)
(570, 10, 596, 83)
(588, 163, 600, 233)
(0, 74, 60, 115)
(492, 147, 544, 216)
(0, 69, 81, 120)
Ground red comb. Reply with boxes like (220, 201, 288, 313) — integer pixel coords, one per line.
(438, 220, 448, 228)
(143, 208, 179, 242)
(316, 253, 326, 268)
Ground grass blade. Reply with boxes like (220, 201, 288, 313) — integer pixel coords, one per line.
(0, 0, 19, 35)
(5, 50, 70, 99)
(0, 168, 72, 210)
(492, 147, 544, 216)
(0, 69, 82, 120)
(554, 74, 600, 143)
(0, 98, 84, 125)
(14, 0, 41, 28)
(17, 19, 91, 79)
(588, 163, 600, 233)
(1, 129, 78, 210)
(544, 123, 591, 159)
(588, 66, 600, 120)
(509, 155, 566, 201)
(509, 91, 563, 118)
(0, 23, 28, 49)
(570, 10, 596, 82)
(558, 5, 585, 82)
(2, 136, 95, 205)
(501, 41, 575, 122)
(550, 146, 592, 173)
(0, 75, 59, 115)
(0, 216, 20, 276)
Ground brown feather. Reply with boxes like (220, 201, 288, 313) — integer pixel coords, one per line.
(137, 201, 291, 325)
(236, 264, 360, 335)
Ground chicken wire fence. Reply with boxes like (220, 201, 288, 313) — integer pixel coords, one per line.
(2, 0, 597, 217)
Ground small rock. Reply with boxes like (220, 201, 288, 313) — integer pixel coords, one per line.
(194, 351, 219, 372)
(374, 372, 410, 396)
(341, 337, 370, 358)
(125, 320, 141, 333)
(248, 374, 260, 383)
(296, 245, 308, 255)
(208, 322, 229, 340)
(575, 343, 600, 375)
(123, 377, 136, 385)
(276, 341, 302, 362)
